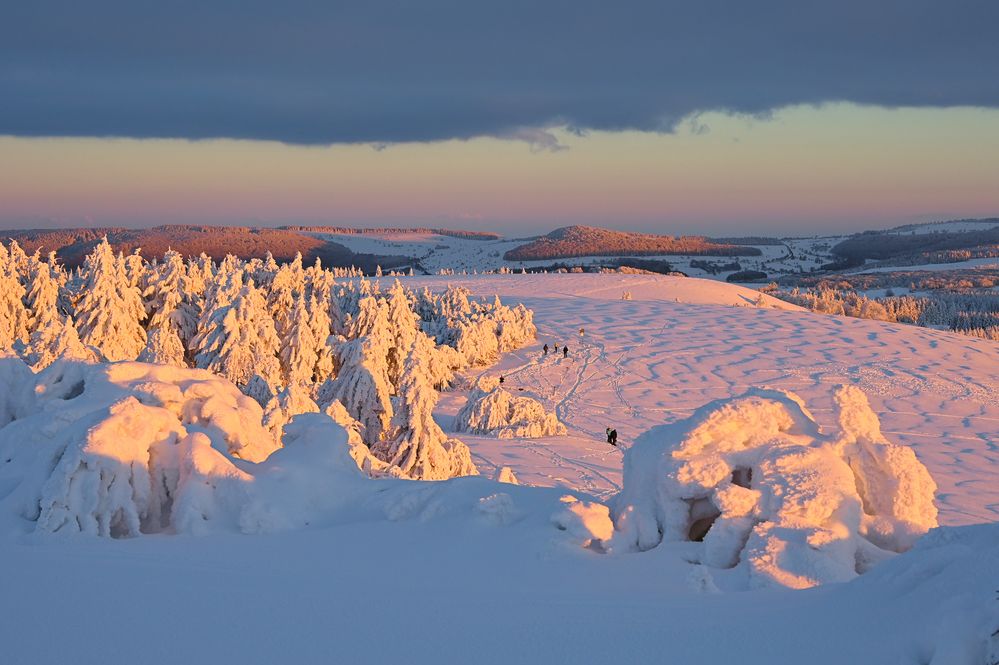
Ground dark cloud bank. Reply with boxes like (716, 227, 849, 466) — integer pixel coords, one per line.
(2, 1, 998, 145)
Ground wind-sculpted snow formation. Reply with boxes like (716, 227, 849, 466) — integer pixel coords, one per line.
(0, 359, 409, 536)
(454, 376, 567, 438)
(612, 385, 938, 589)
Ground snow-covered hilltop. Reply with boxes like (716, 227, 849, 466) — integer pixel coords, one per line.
(1, 242, 997, 664)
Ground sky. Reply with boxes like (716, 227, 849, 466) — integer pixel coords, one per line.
(2, 1, 998, 235)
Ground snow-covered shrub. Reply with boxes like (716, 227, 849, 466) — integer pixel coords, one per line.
(612, 386, 938, 589)
(454, 376, 567, 438)
(494, 466, 519, 484)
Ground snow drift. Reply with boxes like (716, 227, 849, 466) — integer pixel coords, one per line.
(454, 376, 567, 438)
(612, 385, 938, 589)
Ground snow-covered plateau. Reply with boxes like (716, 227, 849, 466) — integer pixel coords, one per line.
(2, 268, 998, 665)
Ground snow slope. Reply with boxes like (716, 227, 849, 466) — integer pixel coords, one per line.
(423, 274, 999, 529)
(1, 273, 997, 664)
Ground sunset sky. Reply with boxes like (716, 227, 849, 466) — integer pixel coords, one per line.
(2, 1, 998, 235)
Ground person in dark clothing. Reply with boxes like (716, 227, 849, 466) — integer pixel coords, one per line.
(499, 375, 504, 384)
(606, 427, 618, 446)
(553, 344, 558, 353)
(543, 344, 549, 356)
(563, 345, 569, 358)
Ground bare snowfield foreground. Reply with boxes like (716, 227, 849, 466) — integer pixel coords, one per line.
(2, 273, 998, 664)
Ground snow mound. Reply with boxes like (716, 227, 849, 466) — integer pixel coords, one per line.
(454, 376, 567, 438)
(0, 361, 374, 537)
(612, 386, 938, 589)
(494, 466, 520, 485)
(552, 495, 613, 549)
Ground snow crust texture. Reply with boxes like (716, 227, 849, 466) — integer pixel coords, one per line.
(613, 385, 939, 589)
(454, 376, 567, 438)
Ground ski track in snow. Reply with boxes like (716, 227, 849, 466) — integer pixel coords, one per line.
(427, 275, 999, 526)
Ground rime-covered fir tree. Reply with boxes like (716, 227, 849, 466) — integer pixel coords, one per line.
(74, 238, 147, 361)
(23, 258, 68, 365)
(374, 333, 477, 480)
(262, 382, 319, 435)
(0, 244, 30, 351)
(308, 295, 336, 387)
(27, 315, 96, 369)
(191, 274, 281, 389)
(139, 250, 196, 366)
(279, 296, 320, 386)
(385, 280, 419, 389)
(321, 336, 393, 446)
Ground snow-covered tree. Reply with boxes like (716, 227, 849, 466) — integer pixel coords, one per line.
(385, 280, 419, 389)
(24, 256, 61, 338)
(139, 250, 197, 366)
(308, 295, 335, 387)
(26, 315, 96, 369)
(74, 238, 147, 361)
(320, 336, 393, 446)
(262, 382, 319, 435)
(279, 296, 320, 387)
(191, 275, 281, 389)
(0, 244, 30, 351)
(124, 249, 146, 289)
(374, 334, 477, 480)
(268, 254, 305, 340)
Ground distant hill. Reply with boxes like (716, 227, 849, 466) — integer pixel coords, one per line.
(1, 225, 414, 271)
(832, 224, 999, 262)
(503, 225, 762, 261)
(283, 226, 500, 240)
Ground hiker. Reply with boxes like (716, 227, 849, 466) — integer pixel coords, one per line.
(499, 375, 504, 385)
(553, 344, 558, 354)
(563, 345, 569, 358)
(579, 327, 585, 337)
(543, 343, 549, 356)
(606, 428, 618, 446)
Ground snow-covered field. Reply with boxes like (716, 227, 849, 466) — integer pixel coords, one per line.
(2, 273, 998, 664)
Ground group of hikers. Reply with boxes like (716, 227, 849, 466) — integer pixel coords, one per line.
(542, 343, 569, 358)
(539, 333, 619, 448)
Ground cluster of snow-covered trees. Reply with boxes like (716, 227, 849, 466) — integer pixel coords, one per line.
(775, 287, 999, 340)
(0, 238, 537, 479)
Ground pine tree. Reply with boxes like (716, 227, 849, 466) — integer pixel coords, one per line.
(191, 275, 281, 389)
(373, 334, 477, 480)
(74, 238, 147, 361)
(0, 243, 30, 351)
(141, 249, 198, 365)
(27, 315, 96, 369)
(124, 249, 147, 290)
(321, 336, 393, 446)
(24, 256, 61, 337)
(385, 280, 419, 389)
(308, 294, 336, 387)
(279, 296, 320, 386)
(262, 382, 319, 435)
